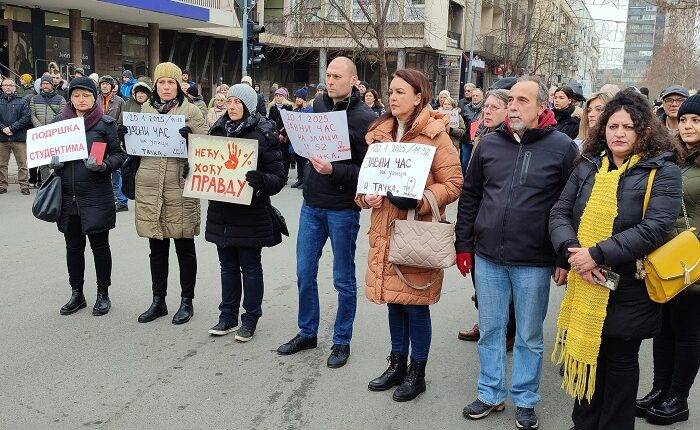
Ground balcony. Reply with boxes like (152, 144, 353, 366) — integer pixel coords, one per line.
(447, 31, 461, 49)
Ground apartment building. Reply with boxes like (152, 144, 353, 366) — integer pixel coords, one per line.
(621, 0, 666, 87)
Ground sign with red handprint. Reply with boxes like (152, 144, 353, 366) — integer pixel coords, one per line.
(183, 135, 259, 205)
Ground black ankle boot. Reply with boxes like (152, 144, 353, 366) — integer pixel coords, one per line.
(138, 296, 168, 323)
(392, 358, 426, 402)
(368, 352, 408, 391)
(636, 387, 667, 417)
(60, 288, 86, 315)
(172, 297, 193, 325)
(646, 397, 689, 425)
(92, 293, 111, 316)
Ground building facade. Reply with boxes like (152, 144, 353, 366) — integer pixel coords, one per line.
(621, 0, 665, 87)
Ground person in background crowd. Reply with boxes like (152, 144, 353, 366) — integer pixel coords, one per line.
(438, 96, 465, 150)
(253, 83, 261, 93)
(17, 73, 33, 99)
(48, 77, 126, 317)
(206, 84, 286, 341)
(658, 85, 689, 135)
(268, 87, 293, 179)
(181, 69, 195, 88)
(207, 93, 227, 128)
(29, 73, 66, 188)
(119, 70, 137, 102)
(313, 82, 327, 105)
(357, 80, 368, 96)
(548, 85, 558, 108)
(463, 88, 484, 123)
(359, 68, 463, 402)
(549, 89, 681, 430)
(290, 87, 312, 189)
(277, 56, 375, 368)
(456, 77, 578, 429)
(576, 91, 613, 148)
(459, 83, 476, 113)
(241, 76, 267, 116)
(639, 86, 650, 100)
(134, 62, 208, 326)
(208, 84, 229, 108)
(73, 67, 85, 78)
(637, 94, 700, 426)
(51, 71, 68, 100)
(0, 76, 31, 195)
(186, 85, 209, 123)
(363, 88, 385, 117)
(97, 76, 124, 121)
(599, 83, 621, 96)
(552, 86, 583, 139)
(110, 77, 120, 97)
(435, 90, 451, 110)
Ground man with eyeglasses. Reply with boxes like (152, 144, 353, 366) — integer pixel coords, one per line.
(0, 77, 32, 195)
(658, 85, 689, 135)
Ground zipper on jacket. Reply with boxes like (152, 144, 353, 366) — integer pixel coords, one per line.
(499, 141, 523, 262)
(519, 151, 532, 185)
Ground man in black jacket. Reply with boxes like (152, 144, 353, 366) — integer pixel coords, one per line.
(277, 56, 375, 369)
(0, 77, 32, 195)
(455, 77, 578, 429)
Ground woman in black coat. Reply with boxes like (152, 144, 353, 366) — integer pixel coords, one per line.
(553, 86, 582, 139)
(205, 84, 286, 341)
(549, 89, 682, 430)
(48, 77, 126, 316)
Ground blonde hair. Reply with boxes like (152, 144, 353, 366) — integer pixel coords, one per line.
(442, 96, 456, 108)
(577, 92, 614, 141)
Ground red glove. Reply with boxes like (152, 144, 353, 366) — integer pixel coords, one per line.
(456, 252, 473, 277)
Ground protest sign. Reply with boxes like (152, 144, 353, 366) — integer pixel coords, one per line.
(280, 111, 351, 161)
(26, 117, 88, 168)
(123, 112, 187, 158)
(448, 111, 460, 128)
(183, 135, 259, 205)
(356, 142, 437, 199)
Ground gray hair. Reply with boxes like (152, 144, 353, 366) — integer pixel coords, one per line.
(485, 89, 509, 107)
(464, 83, 476, 90)
(517, 75, 549, 106)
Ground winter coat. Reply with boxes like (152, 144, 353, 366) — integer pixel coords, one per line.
(455, 111, 579, 267)
(357, 108, 463, 305)
(191, 97, 209, 126)
(207, 105, 226, 128)
(256, 93, 267, 116)
(54, 81, 68, 101)
(97, 93, 125, 122)
(0, 93, 31, 142)
(135, 98, 208, 239)
(462, 101, 483, 123)
(549, 152, 682, 339)
(370, 105, 385, 117)
(553, 105, 581, 139)
(307, 88, 377, 211)
(119, 77, 137, 101)
(17, 84, 34, 99)
(205, 113, 286, 248)
(30, 91, 66, 127)
(677, 150, 700, 237)
(439, 108, 465, 149)
(52, 114, 126, 234)
(268, 102, 292, 133)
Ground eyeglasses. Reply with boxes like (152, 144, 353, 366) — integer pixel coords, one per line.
(664, 97, 686, 105)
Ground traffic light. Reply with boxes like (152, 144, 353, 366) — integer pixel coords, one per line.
(247, 20, 265, 69)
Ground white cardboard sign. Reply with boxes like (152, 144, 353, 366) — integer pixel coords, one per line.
(123, 112, 187, 158)
(26, 117, 88, 168)
(280, 111, 352, 161)
(357, 142, 437, 199)
(448, 111, 460, 128)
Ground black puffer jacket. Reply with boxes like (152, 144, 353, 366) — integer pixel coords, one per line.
(549, 152, 682, 339)
(307, 87, 376, 211)
(0, 93, 31, 142)
(455, 115, 579, 267)
(553, 105, 580, 139)
(205, 113, 286, 248)
(53, 114, 126, 234)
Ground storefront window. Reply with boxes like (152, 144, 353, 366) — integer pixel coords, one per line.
(122, 35, 148, 77)
(13, 31, 33, 76)
(45, 35, 94, 76)
(45, 12, 92, 31)
(3, 6, 31, 23)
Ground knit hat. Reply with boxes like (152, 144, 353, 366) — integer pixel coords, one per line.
(20, 73, 32, 85)
(274, 87, 289, 99)
(294, 87, 308, 101)
(227, 84, 258, 115)
(40, 73, 52, 85)
(316, 82, 327, 91)
(241, 75, 253, 86)
(99, 75, 115, 90)
(186, 85, 199, 98)
(661, 85, 689, 100)
(153, 62, 182, 84)
(122, 70, 133, 79)
(678, 94, 700, 119)
(88, 73, 99, 84)
(68, 76, 98, 100)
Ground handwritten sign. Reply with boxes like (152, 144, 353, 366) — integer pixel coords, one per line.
(280, 111, 351, 161)
(448, 111, 460, 128)
(182, 135, 258, 205)
(26, 117, 88, 168)
(356, 142, 436, 199)
(123, 112, 187, 158)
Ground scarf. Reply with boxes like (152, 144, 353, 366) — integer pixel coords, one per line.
(224, 114, 258, 137)
(552, 154, 640, 402)
(151, 97, 180, 114)
(554, 105, 575, 123)
(60, 102, 104, 130)
(101, 92, 112, 113)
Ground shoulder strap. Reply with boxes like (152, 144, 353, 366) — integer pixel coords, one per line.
(642, 168, 657, 217)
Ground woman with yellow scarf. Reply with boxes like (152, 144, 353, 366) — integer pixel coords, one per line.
(549, 89, 682, 430)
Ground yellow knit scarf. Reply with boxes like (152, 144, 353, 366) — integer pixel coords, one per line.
(552, 155, 640, 402)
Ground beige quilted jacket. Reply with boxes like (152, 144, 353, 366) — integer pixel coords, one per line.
(356, 107, 463, 305)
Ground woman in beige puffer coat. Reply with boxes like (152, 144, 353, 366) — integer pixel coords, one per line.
(134, 62, 208, 326)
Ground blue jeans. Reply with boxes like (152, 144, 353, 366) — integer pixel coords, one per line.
(112, 169, 127, 206)
(296, 201, 360, 345)
(388, 304, 432, 361)
(474, 255, 552, 408)
(460, 141, 473, 176)
(217, 246, 263, 325)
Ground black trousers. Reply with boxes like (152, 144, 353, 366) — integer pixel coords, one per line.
(471, 269, 516, 338)
(652, 293, 700, 399)
(572, 336, 642, 430)
(148, 238, 196, 299)
(217, 246, 263, 325)
(64, 215, 111, 292)
(294, 155, 306, 182)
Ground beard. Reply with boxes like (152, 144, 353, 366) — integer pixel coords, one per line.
(510, 118, 527, 133)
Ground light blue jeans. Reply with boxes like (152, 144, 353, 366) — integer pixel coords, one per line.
(474, 254, 552, 408)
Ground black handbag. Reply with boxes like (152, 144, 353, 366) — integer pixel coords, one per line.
(32, 173, 62, 222)
(267, 203, 289, 246)
(121, 155, 140, 200)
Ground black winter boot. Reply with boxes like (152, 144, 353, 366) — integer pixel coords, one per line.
(646, 397, 689, 425)
(92, 292, 111, 316)
(138, 296, 168, 323)
(60, 288, 86, 315)
(392, 358, 426, 402)
(172, 297, 193, 325)
(636, 387, 667, 417)
(368, 352, 408, 391)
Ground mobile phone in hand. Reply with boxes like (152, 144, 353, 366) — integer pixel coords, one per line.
(594, 268, 620, 291)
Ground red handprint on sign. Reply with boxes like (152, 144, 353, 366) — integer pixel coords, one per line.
(225, 143, 242, 170)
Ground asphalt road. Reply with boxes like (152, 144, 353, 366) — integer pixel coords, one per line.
(0, 182, 697, 430)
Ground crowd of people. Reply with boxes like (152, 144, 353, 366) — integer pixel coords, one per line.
(0, 56, 698, 430)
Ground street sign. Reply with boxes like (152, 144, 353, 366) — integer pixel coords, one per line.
(438, 54, 461, 70)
